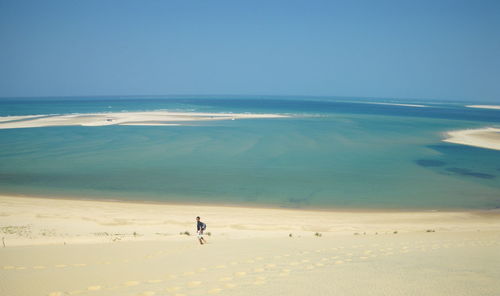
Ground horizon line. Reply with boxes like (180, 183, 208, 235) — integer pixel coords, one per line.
(0, 93, 493, 104)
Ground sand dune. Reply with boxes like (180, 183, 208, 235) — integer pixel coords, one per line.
(0, 111, 289, 129)
(443, 127, 500, 151)
(1, 195, 500, 296)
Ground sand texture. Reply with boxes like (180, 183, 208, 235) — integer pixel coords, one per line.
(443, 127, 500, 151)
(1, 195, 500, 296)
(0, 111, 289, 129)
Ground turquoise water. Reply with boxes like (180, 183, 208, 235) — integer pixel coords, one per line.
(0, 96, 499, 209)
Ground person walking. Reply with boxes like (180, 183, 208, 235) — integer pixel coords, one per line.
(196, 216, 207, 245)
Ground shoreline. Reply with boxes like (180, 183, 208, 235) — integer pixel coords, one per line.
(1, 192, 497, 213)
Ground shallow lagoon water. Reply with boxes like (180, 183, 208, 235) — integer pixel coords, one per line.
(0, 97, 499, 209)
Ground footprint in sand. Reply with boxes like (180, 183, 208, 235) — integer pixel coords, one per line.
(33, 265, 46, 269)
(165, 286, 182, 292)
(254, 276, 266, 284)
(108, 286, 121, 291)
(73, 263, 86, 267)
(208, 288, 222, 294)
(279, 269, 290, 276)
(124, 281, 140, 287)
(87, 285, 101, 291)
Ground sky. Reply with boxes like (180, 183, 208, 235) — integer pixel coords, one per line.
(0, 0, 499, 102)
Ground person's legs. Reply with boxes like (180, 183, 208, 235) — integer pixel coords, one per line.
(197, 231, 204, 244)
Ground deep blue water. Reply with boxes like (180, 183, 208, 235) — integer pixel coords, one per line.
(0, 96, 499, 209)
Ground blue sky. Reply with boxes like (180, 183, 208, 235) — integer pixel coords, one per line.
(0, 0, 499, 101)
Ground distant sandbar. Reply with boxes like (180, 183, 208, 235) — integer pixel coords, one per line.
(465, 105, 500, 110)
(0, 111, 289, 129)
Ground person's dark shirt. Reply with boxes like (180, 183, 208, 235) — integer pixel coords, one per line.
(197, 220, 204, 231)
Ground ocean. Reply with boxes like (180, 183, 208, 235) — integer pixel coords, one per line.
(0, 96, 499, 210)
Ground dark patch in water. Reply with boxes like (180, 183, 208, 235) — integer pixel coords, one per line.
(415, 159, 446, 167)
(445, 168, 496, 179)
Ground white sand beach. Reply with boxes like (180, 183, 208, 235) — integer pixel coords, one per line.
(443, 127, 500, 151)
(0, 111, 289, 129)
(1, 195, 499, 296)
(466, 105, 500, 110)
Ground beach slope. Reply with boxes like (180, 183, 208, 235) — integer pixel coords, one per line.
(1, 195, 499, 296)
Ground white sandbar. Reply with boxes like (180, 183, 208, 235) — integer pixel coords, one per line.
(359, 102, 428, 108)
(0, 111, 289, 129)
(466, 105, 500, 110)
(443, 127, 500, 151)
